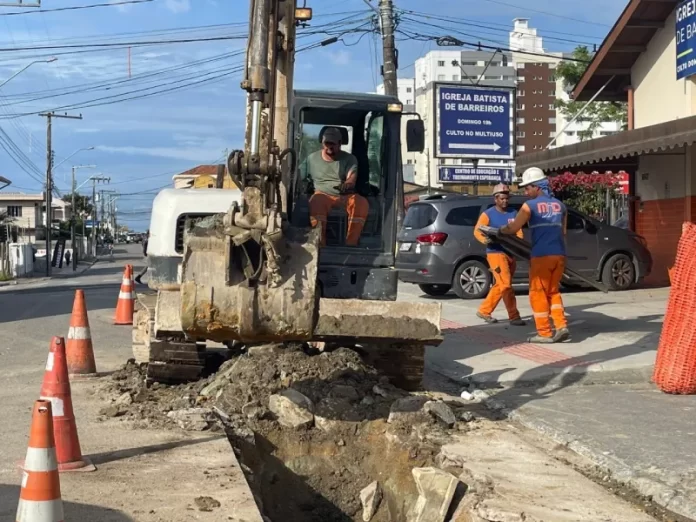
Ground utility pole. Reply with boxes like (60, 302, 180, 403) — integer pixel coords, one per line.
(90, 176, 110, 257)
(40, 111, 82, 276)
(378, 0, 398, 96)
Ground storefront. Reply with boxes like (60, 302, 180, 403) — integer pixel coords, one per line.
(517, 0, 696, 285)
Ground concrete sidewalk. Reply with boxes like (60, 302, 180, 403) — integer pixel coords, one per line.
(400, 282, 696, 520)
(399, 285, 668, 387)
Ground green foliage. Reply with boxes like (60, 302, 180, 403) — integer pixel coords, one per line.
(550, 172, 620, 216)
(62, 193, 93, 226)
(0, 210, 12, 225)
(555, 46, 628, 141)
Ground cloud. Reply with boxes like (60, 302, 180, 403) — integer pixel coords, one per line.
(164, 0, 191, 14)
(98, 143, 226, 162)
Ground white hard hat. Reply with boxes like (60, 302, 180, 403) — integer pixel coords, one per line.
(492, 183, 510, 195)
(518, 167, 546, 187)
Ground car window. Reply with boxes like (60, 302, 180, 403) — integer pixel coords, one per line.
(445, 205, 482, 226)
(567, 211, 585, 230)
(404, 204, 438, 229)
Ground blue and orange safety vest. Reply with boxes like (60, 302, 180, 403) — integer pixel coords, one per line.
(526, 195, 567, 258)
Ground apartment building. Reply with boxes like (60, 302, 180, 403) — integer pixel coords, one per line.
(0, 192, 70, 243)
(376, 78, 418, 182)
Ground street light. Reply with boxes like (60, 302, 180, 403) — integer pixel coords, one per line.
(71, 164, 97, 271)
(0, 57, 57, 90)
(0, 175, 10, 190)
(54, 146, 95, 174)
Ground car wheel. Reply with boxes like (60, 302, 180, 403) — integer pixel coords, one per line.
(453, 260, 491, 300)
(418, 284, 452, 297)
(602, 253, 635, 291)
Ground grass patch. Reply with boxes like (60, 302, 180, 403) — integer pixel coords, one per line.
(0, 272, 12, 282)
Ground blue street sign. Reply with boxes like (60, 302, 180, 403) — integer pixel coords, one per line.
(439, 166, 513, 184)
(84, 220, 99, 228)
(435, 84, 515, 160)
(677, 0, 696, 79)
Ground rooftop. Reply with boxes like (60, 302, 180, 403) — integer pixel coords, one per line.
(172, 164, 219, 180)
(572, 0, 678, 101)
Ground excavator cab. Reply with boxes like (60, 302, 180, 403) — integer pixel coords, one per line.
(290, 90, 425, 300)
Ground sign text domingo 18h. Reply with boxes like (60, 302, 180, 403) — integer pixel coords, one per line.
(435, 84, 515, 160)
(677, 0, 696, 80)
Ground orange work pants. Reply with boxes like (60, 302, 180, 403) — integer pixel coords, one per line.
(478, 253, 520, 320)
(309, 191, 369, 247)
(529, 255, 567, 338)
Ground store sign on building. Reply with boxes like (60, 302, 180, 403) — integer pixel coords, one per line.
(435, 84, 515, 160)
(677, 0, 696, 79)
(439, 166, 513, 183)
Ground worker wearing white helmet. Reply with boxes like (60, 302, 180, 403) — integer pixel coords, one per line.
(473, 183, 526, 326)
(499, 167, 570, 343)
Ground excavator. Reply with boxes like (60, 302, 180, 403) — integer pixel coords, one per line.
(132, 0, 443, 390)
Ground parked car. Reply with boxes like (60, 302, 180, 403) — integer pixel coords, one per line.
(396, 194, 652, 299)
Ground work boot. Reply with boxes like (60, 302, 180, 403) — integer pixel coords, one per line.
(509, 318, 526, 326)
(528, 335, 555, 344)
(476, 312, 498, 324)
(553, 328, 571, 343)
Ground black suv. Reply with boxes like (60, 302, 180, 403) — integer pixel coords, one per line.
(396, 194, 653, 299)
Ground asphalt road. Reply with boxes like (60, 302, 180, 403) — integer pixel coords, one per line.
(0, 245, 143, 520)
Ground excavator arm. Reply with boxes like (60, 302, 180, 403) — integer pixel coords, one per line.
(177, 0, 321, 342)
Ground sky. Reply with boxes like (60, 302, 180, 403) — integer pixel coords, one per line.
(0, 0, 628, 231)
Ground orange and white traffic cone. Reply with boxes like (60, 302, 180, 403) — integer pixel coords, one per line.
(16, 400, 65, 522)
(114, 265, 135, 325)
(66, 289, 97, 376)
(39, 337, 95, 472)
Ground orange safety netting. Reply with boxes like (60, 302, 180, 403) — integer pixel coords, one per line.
(653, 222, 696, 394)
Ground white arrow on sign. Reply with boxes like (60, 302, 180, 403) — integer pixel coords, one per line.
(449, 143, 501, 152)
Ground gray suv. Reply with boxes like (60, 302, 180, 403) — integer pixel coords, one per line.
(396, 194, 653, 299)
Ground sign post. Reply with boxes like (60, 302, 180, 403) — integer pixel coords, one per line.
(676, 0, 696, 79)
(435, 84, 515, 160)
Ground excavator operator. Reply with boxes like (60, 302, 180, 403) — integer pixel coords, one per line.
(301, 126, 369, 247)
(499, 167, 570, 344)
(474, 183, 526, 327)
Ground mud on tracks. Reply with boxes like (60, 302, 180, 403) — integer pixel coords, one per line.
(98, 344, 487, 521)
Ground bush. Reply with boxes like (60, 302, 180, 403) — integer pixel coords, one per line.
(549, 171, 620, 216)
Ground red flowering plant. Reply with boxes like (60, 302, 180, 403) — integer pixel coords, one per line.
(549, 171, 621, 217)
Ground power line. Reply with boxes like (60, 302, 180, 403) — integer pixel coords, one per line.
(475, 0, 610, 28)
(0, 35, 248, 53)
(0, 0, 155, 17)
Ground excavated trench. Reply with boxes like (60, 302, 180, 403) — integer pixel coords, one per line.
(100, 344, 470, 521)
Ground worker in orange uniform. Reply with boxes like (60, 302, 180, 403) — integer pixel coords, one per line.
(300, 127, 369, 247)
(499, 167, 570, 344)
(473, 183, 526, 326)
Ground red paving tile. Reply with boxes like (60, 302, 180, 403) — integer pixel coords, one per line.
(441, 318, 595, 368)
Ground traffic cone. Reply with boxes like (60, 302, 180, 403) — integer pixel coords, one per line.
(114, 265, 135, 325)
(16, 400, 65, 522)
(66, 289, 97, 376)
(39, 337, 95, 472)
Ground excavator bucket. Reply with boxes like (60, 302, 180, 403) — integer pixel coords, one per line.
(178, 213, 321, 343)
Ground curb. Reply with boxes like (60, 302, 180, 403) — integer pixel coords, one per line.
(486, 395, 696, 521)
(53, 258, 99, 279)
(430, 361, 656, 389)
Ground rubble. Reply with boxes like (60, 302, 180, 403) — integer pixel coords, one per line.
(411, 467, 460, 522)
(424, 401, 456, 428)
(166, 408, 215, 431)
(268, 389, 314, 429)
(100, 346, 468, 522)
(359, 481, 382, 521)
(387, 396, 429, 424)
(193, 496, 221, 512)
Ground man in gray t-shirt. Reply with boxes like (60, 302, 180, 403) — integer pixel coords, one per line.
(299, 127, 369, 247)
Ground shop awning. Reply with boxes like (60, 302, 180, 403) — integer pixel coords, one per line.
(516, 114, 696, 174)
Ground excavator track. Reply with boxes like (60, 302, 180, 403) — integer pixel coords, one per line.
(133, 290, 439, 391)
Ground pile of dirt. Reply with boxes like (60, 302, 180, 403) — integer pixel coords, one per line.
(100, 344, 483, 521)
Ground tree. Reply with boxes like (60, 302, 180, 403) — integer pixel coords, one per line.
(0, 210, 12, 225)
(62, 194, 93, 226)
(555, 46, 628, 142)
